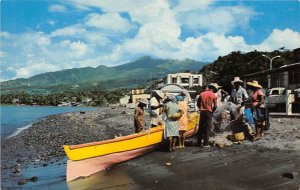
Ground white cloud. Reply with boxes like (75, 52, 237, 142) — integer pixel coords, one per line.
(16, 62, 60, 79)
(172, 0, 213, 13)
(65, 0, 148, 12)
(51, 25, 86, 37)
(176, 5, 256, 34)
(1, 0, 300, 81)
(0, 51, 6, 58)
(85, 13, 132, 33)
(48, 4, 67, 13)
(48, 20, 56, 26)
(254, 29, 300, 51)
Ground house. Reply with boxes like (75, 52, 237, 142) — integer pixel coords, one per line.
(166, 73, 203, 88)
(129, 89, 150, 104)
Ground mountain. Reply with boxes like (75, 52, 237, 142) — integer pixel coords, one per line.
(1, 57, 208, 94)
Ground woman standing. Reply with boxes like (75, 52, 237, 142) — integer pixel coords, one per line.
(176, 95, 188, 148)
(246, 80, 268, 141)
(134, 99, 148, 133)
(164, 95, 182, 152)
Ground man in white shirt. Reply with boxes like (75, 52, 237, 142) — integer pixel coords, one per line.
(230, 77, 249, 105)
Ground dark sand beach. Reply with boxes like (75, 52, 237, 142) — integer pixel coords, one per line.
(1, 107, 300, 189)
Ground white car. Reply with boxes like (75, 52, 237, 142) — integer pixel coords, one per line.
(265, 87, 286, 108)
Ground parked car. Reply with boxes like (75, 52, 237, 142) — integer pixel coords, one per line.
(265, 87, 286, 108)
(293, 86, 300, 102)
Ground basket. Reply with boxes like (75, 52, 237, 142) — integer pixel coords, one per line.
(227, 132, 245, 142)
(233, 132, 245, 141)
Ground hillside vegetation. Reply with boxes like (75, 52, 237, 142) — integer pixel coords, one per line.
(1, 56, 207, 94)
(201, 49, 295, 91)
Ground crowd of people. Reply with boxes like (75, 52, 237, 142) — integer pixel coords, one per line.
(133, 76, 269, 151)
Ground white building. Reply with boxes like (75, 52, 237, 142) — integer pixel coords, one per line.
(166, 73, 203, 88)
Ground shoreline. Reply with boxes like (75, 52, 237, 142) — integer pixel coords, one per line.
(1, 108, 300, 189)
(1, 107, 138, 189)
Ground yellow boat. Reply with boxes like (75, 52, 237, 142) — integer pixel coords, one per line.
(63, 112, 199, 182)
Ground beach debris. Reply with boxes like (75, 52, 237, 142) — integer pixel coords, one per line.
(216, 143, 225, 148)
(281, 172, 294, 179)
(165, 162, 171, 166)
(27, 176, 38, 182)
(18, 179, 27, 185)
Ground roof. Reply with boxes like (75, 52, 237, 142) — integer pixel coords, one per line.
(243, 62, 300, 78)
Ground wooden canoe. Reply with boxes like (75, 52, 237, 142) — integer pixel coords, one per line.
(63, 112, 199, 182)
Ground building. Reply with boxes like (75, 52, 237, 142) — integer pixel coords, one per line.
(129, 89, 150, 104)
(243, 63, 300, 89)
(166, 73, 203, 88)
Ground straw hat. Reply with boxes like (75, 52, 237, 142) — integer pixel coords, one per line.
(246, 80, 262, 89)
(208, 83, 222, 89)
(139, 98, 148, 105)
(231, 77, 243, 84)
(153, 90, 164, 99)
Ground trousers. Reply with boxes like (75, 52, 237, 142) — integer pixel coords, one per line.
(198, 110, 213, 146)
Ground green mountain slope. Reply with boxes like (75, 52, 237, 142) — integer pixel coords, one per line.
(1, 57, 208, 94)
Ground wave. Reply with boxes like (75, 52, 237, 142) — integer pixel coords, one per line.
(6, 124, 32, 139)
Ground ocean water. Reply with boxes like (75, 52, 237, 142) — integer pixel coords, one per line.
(0, 105, 96, 138)
(1, 105, 98, 189)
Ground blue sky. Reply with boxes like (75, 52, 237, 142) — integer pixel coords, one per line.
(1, 0, 300, 81)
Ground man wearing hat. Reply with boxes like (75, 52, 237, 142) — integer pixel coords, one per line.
(150, 90, 164, 127)
(197, 83, 218, 147)
(134, 99, 148, 133)
(230, 77, 249, 105)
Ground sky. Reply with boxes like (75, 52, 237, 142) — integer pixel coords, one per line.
(1, 0, 300, 81)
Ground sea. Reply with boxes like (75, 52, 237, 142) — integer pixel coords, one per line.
(1, 105, 100, 190)
(1, 105, 97, 138)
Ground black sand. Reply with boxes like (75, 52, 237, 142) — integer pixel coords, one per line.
(1, 108, 300, 189)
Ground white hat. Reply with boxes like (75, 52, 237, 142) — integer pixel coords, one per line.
(153, 90, 164, 99)
(139, 98, 148, 105)
(231, 77, 243, 84)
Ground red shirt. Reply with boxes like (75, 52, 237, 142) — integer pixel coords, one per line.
(198, 91, 217, 112)
(252, 90, 265, 107)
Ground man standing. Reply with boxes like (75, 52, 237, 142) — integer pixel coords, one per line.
(230, 77, 249, 105)
(197, 83, 219, 147)
(150, 90, 164, 127)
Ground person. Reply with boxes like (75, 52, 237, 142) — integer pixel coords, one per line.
(164, 94, 182, 152)
(181, 89, 191, 104)
(194, 86, 208, 112)
(197, 83, 218, 147)
(149, 90, 164, 127)
(134, 99, 148, 133)
(230, 77, 249, 106)
(246, 80, 268, 141)
(176, 95, 189, 148)
(215, 87, 228, 107)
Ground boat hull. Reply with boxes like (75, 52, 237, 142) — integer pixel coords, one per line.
(66, 144, 160, 182)
(64, 112, 199, 182)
